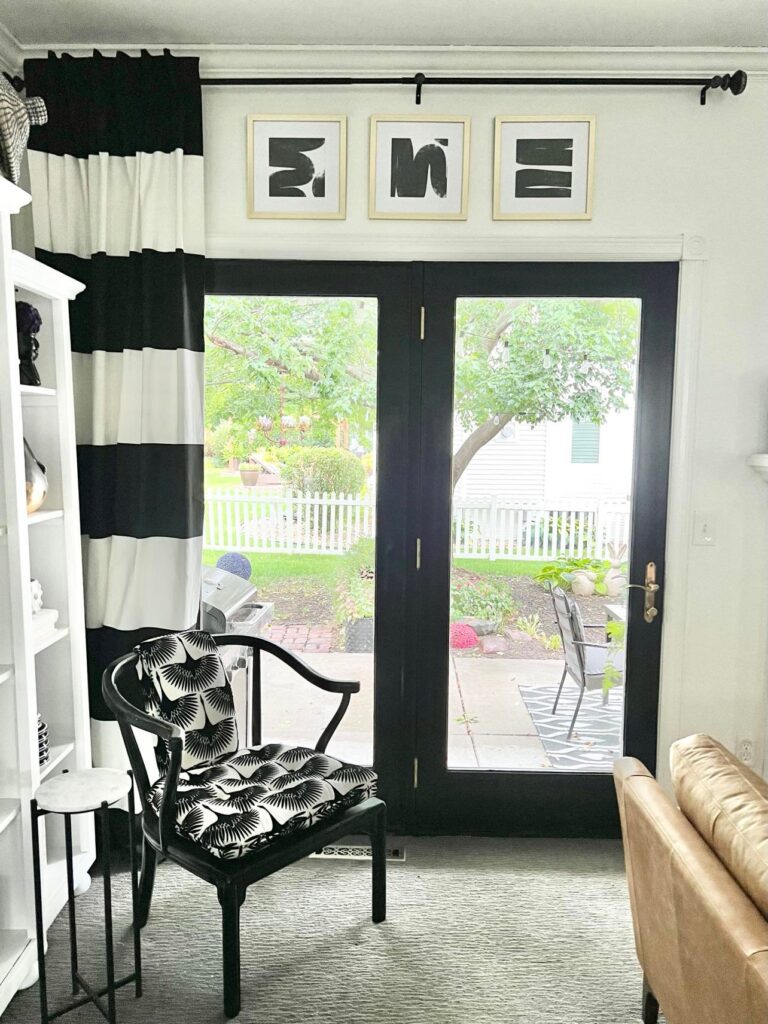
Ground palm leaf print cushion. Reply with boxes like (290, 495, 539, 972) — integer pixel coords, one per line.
(135, 630, 239, 771)
(147, 743, 378, 859)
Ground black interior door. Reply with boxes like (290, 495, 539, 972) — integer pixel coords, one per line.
(409, 261, 679, 837)
(205, 259, 419, 830)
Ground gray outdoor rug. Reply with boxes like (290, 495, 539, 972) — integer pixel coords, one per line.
(519, 683, 624, 770)
(4, 836, 652, 1024)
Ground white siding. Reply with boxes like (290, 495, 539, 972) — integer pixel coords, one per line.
(454, 422, 547, 501)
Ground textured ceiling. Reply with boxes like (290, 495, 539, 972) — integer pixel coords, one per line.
(0, 0, 765, 48)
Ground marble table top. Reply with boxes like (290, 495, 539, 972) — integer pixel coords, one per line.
(35, 768, 132, 814)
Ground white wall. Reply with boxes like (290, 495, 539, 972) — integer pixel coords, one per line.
(544, 407, 635, 504)
(202, 64, 768, 784)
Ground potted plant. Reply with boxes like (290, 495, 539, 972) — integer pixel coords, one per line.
(239, 462, 261, 486)
(336, 538, 375, 653)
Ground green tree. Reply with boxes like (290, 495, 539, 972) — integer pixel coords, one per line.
(204, 295, 639, 487)
(452, 298, 639, 484)
(205, 296, 377, 449)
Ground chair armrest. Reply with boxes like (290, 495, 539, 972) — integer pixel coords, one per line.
(214, 634, 360, 694)
(573, 640, 610, 649)
(583, 623, 607, 630)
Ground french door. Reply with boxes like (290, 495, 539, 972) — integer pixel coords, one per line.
(205, 259, 678, 837)
(410, 262, 679, 836)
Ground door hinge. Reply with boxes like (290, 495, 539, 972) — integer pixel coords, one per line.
(413, 757, 419, 789)
(415, 537, 421, 570)
(419, 305, 425, 341)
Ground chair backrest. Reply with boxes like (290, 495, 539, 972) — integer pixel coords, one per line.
(550, 585, 585, 684)
(134, 630, 240, 772)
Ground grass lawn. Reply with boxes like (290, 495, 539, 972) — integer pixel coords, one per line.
(204, 460, 241, 490)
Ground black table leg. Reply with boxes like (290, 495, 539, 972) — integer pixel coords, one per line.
(30, 800, 48, 1024)
(64, 813, 79, 995)
(126, 773, 142, 997)
(100, 801, 116, 1024)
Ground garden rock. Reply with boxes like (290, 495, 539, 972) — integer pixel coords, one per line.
(458, 617, 496, 636)
(478, 635, 509, 655)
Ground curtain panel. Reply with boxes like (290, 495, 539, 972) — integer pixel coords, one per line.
(24, 51, 205, 769)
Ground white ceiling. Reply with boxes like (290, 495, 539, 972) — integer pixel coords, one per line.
(0, 0, 765, 49)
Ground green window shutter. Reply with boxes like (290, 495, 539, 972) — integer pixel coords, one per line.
(571, 420, 600, 464)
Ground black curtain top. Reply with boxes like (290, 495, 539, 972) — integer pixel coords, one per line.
(24, 50, 203, 158)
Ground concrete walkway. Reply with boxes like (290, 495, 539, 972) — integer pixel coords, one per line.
(241, 653, 565, 770)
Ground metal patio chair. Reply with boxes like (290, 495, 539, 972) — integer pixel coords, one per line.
(549, 586, 625, 739)
(102, 629, 386, 1019)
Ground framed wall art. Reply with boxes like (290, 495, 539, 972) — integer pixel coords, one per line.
(246, 115, 347, 219)
(493, 116, 595, 220)
(369, 115, 470, 220)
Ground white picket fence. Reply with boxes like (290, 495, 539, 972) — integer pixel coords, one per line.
(204, 487, 630, 561)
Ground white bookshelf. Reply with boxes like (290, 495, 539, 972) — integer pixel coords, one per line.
(0, 177, 95, 1012)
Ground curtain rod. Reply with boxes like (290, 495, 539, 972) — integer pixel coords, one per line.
(200, 69, 748, 106)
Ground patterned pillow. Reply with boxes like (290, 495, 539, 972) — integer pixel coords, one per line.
(135, 630, 239, 772)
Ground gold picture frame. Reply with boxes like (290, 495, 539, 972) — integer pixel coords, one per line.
(246, 114, 347, 220)
(369, 115, 471, 220)
(493, 115, 595, 221)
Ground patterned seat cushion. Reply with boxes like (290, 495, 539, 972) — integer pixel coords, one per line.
(135, 630, 239, 772)
(147, 743, 377, 859)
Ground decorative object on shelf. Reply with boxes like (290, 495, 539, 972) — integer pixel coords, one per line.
(37, 715, 49, 768)
(493, 115, 595, 220)
(16, 299, 43, 386)
(0, 73, 48, 184)
(370, 115, 470, 220)
(247, 114, 347, 220)
(31, 607, 59, 642)
(23, 437, 48, 513)
(29, 578, 44, 614)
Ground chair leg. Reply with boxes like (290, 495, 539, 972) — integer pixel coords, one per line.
(136, 838, 157, 929)
(370, 806, 387, 924)
(218, 884, 243, 1019)
(642, 975, 659, 1023)
(566, 686, 585, 740)
(552, 665, 567, 714)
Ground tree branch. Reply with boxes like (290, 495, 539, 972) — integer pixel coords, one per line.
(207, 332, 367, 384)
(453, 413, 514, 488)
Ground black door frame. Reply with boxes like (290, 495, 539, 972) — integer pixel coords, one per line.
(412, 261, 680, 837)
(205, 259, 419, 830)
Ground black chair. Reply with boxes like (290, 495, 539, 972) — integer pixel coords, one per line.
(102, 631, 387, 1019)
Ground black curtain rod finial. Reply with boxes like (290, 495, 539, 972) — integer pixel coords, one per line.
(701, 68, 748, 105)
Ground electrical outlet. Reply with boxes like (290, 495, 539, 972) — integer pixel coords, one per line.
(737, 738, 755, 765)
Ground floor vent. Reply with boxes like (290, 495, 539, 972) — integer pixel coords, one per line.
(310, 844, 406, 862)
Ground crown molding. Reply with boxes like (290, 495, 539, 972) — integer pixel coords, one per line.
(0, 19, 22, 74)
(12, 43, 768, 78)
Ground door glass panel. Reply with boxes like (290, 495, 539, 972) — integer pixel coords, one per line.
(203, 295, 378, 765)
(447, 297, 641, 772)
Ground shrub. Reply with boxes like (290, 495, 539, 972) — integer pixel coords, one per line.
(281, 446, 366, 496)
(450, 576, 517, 631)
(534, 556, 612, 594)
(209, 419, 250, 466)
(450, 623, 478, 649)
(335, 536, 376, 623)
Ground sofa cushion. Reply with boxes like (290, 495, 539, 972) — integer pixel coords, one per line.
(670, 733, 768, 918)
(135, 630, 239, 772)
(147, 743, 377, 859)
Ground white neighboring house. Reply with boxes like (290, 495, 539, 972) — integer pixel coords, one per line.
(454, 401, 635, 506)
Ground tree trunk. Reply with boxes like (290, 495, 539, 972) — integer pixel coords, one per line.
(452, 413, 514, 488)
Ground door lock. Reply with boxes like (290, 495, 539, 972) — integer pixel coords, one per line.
(627, 562, 660, 623)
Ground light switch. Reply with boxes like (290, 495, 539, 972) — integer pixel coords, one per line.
(693, 511, 716, 546)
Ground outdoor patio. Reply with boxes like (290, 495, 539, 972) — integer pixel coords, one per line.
(240, 652, 624, 773)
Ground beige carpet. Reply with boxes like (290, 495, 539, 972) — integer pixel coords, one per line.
(5, 837, 650, 1023)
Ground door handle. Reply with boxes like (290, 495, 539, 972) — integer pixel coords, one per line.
(626, 562, 660, 623)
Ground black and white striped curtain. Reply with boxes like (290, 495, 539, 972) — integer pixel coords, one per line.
(24, 51, 205, 769)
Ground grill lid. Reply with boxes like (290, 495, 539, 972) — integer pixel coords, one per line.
(201, 566, 257, 619)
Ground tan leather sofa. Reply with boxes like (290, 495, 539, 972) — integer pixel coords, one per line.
(614, 734, 768, 1023)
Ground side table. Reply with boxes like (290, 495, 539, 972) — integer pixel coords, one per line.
(31, 768, 142, 1024)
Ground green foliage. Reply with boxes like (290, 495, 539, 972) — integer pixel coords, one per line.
(281, 446, 366, 496)
(454, 297, 639, 433)
(335, 537, 376, 622)
(603, 619, 626, 692)
(450, 576, 518, 630)
(208, 419, 250, 466)
(205, 296, 377, 447)
(534, 556, 611, 593)
(516, 613, 544, 639)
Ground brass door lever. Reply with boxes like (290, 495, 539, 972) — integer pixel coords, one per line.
(627, 562, 659, 623)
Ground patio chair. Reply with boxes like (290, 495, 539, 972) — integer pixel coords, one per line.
(102, 629, 386, 1019)
(549, 586, 625, 740)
